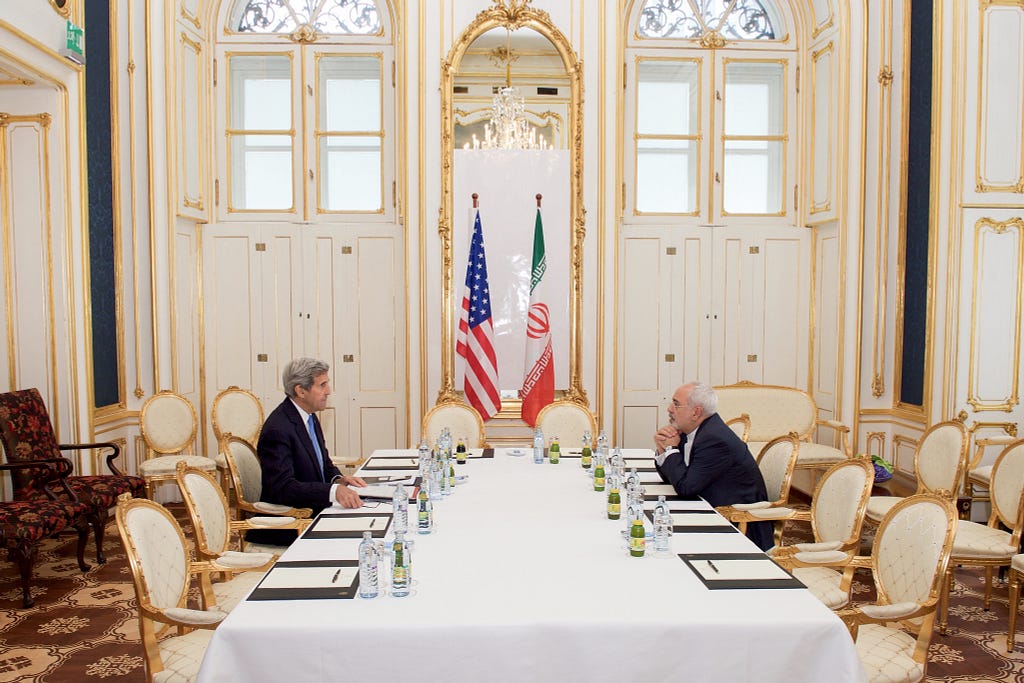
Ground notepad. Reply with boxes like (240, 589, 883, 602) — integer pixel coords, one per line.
(644, 484, 678, 497)
(362, 457, 420, 469)
(314, 516, 389, 532)
(671, 512, 728, 527)
(260, 566, 358, 590)
(692, 559, 791, 582)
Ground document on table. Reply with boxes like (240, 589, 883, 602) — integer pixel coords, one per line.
(260, 566, 358, 590)
(680, 553, 804, 590)
(248, 560, 361, 601)
(304, 514, 391, 539)
(644, 484, 679, 497)
(361, 457, 420, 470)
(671, 512, 730, 527)
(624, 458, 656, 470)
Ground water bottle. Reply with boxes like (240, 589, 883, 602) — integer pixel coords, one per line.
(597, 429, 609, 461)
(440, 453, 452, 497)
(653, 495, 672, 553)
(391, 530, 410, 597)
(358, 531, 379, 598)
(418, 438, 430, 466)
(611, 448, 625, 484)
(417, 484, 433, 534)
(626, 467, 639, 490)
(533, 426, 545, 464)
(392, 484, 409, 534)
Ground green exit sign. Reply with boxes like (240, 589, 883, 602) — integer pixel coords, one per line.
(63, 20, 85, 64)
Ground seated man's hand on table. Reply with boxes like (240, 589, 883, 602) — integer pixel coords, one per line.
(334, 475, 367, 508)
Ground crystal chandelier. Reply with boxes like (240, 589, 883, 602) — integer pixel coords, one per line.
(464, 31, 549, 151)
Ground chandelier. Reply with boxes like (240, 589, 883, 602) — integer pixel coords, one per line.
(464, 31, 549, 151)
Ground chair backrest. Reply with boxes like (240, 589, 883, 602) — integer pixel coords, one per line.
(754, 435, 799, 504)
(0, 388, 62, 496)
(714, 382, 817, 443)
(990, 440, 1024, 536)
(177, 462, 231, 558)
(810, 458, 873, 546)
(871, 494, 955, 609)
(422, 401, 485, 448)
(212, 386, 264, 445)
(221, 435, 264, 506)
(914, 420, 968, 496)
(725, 414, 751, 443)
(140, 391, 198, 457)
(536, 401, 598, 447)
(115, 494, 190, 613)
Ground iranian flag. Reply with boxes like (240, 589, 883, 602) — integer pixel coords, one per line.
(520, 205, 554, 426)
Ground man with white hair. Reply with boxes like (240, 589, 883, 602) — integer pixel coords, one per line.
(654, 382, 772, 550)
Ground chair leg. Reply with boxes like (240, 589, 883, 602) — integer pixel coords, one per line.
(1009, 570, 1021, 652)
(73, 519, 91, 573)
(8, 542, 39, 608)
(939, 566, 952, 635)
(984, 566, 993, 609)
(88, 511, 107, 565)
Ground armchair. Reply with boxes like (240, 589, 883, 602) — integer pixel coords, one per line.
(138, 390, 217, 499)
(724, 413, 751, 443)
(211, 386, 264, 493)
(536, 401, 598, 448)
(0, 460, 91, 607)
(0, 388, 145, 563)
(219, 435, 311, 521)
(422, 400, 485, 449)
(114, 493, 226, 682)
(836, 494, 956, 683)
(716, 435, 800, 546)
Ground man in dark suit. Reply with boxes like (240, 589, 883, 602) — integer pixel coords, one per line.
(654, 382, 773, 550)
(258, 357, 366, 515)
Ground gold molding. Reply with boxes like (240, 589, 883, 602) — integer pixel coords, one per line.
(437, 0, 587, 408)
(865, 431, 886, 458)
(180, 2, 202, 32)
(965, 420, 1018, 437)
(109, 0, 127, 411)
(0, 66, 33, 87)
(809, 42, 834, 215)
(179, 32, 206, 213)
(871, 0, 895, 399)
(128, 0, 144, 400)
(966, 217, 1024, 412)
(47, 0, 71, 19)
(974, 2, 1024, 193)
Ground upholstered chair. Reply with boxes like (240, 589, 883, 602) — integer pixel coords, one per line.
(220, 435, 311, 521)
(138, 391, 217, 499)
(716, 434, 800, 544)
(211, 386, 265, 493)
(964, 434, 1016, 510)
(725, 413, 751, 443)
(939, 439, 1024, 635)
(175, 463, 292, 611)
(1008, 554, 1024, 652)
(864, 421, 968, 526)
(0, 388, 145, 563)
(837, 494, 956, 683)
(0, 460, 92, 607)
(115, 493, 227, 682)
(770, 458, 874, 609)
(536, 401, 598, 448)
(422, 400, 485, 449)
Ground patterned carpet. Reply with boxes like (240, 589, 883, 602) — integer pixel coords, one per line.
(0, 518, 1022, 682)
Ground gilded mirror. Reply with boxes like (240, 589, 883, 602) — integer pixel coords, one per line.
(438, 1, 585, 410)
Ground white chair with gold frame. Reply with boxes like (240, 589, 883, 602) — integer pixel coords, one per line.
(175, 462, 305, 611)
(837, 494, 957, 683)
(939, 438, 1024, 635)
(536, 400, 598, 449)
(964, 433, 1016, 511)
(220, 434, 312, 521)
(114, 492, 226, 683)
(139, 390, 217, 499)
(211, 386, 265, 493)
(864, 421, 968, 527)
(769, 458, 874, 609)
(724, 413, 751, 443)
(716, 434, 799, 545)
(422, 400, 485, 449)
(1008, 554, 1024, 652)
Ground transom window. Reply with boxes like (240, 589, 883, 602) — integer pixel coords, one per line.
(232, 0, 381, 35)
(638, 0, 777, 41)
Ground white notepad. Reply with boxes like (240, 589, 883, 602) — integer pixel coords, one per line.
(693, 559, 791, 582)
(364, 457, 419, 468)
(315, 516, 389, 532)
(624, 458, 655, 468)
(671, 513, 729, 527)
(260, 566, 358, 590)
(644, 484, 678, 497)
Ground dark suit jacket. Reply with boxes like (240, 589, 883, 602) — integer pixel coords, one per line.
(655, 412, 773, 550)
(257, 397, 343, 515)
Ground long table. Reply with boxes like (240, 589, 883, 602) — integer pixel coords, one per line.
(197, 448, 866, 682)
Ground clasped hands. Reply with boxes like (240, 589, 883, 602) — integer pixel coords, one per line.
(654, 425, 682, 454)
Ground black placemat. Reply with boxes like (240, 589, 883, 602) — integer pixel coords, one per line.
(644, 508, 738, 533)
(679, 553, 804, 590)
(302, 512, 391, 539)
(248, 559, 361, 601)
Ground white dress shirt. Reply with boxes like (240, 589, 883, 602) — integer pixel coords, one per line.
(289, 398, 341, 505)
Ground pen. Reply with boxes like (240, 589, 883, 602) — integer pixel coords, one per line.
(706, 560, 720, 574)
(331, 569, 341, 583)
(369, 519, 376, 528)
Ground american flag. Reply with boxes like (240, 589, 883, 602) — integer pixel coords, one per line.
(456, 210, 501, 420)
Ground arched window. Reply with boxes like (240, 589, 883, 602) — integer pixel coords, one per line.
(215, 0, 393, 221)
(625, 0, 795, 224)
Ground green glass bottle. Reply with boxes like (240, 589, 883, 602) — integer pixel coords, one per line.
(581, 437, 592, 470)
(449, 459, 456, 488)
(549, 436, 560, 464)
(456, 437, 467, 464)
(629, 518, 646, 557)
(392, 532, 410, 596)
(607, 486, 621, 520)
(594, 458, 605, 491)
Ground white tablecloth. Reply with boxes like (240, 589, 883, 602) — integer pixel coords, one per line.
(198, 448, 865, 683)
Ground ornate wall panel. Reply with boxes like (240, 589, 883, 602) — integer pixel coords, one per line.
(810, 43, 834, 216)
(966, 217, 1024, 411)
(178, 31, 205, 215)
(814, 227, 840, 415)
(207, 232, 258, 390)
(712, 237, 744, 384)
(810, 0, 834, 37)
(976, 4, 1024, 194)
(173, 227, 199, 398)
(893, 433, 917, 477)
(180, 0, 203, 31)
(619, 235, 664, 447)
(757, 237, 806, 386)
(356, 236, 401, 393)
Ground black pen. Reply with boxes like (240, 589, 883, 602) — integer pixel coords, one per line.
(331, 569, 341, 583)
(706, 560, 720, 574)
(369, 519, 375, 528)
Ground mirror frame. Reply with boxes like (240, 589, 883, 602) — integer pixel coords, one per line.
(437, 0, 586, 409)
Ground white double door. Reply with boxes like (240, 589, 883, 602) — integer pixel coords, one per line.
(201, 222, 406, 463)
(618, 225, 811, 447)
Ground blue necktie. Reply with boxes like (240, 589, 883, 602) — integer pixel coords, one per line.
(307, 414, 325, 481)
